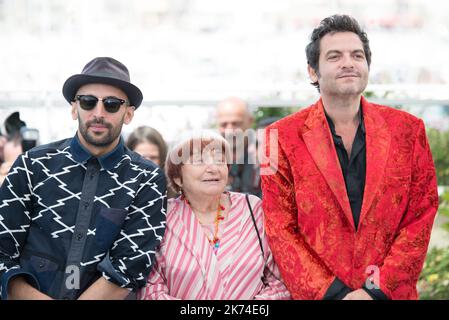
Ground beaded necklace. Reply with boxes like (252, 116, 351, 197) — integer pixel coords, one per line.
(182, 195, 225, 253)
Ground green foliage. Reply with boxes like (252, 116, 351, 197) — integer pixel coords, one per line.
(254, 106, 299, 128)
(427, 129, 449, 186)
(439, 190, 449, 232)
(418, 190, 449, 299)
(363, 90, 399, 103)
(418, 246, 449, 300)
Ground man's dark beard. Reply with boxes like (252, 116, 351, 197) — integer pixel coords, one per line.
(79, 117, 122, 147)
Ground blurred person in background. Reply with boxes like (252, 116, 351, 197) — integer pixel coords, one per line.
(126, 125, 176, 198)
(0, 138, 22, 185)
(0, 57, 167, 300)
(261, 14, 438, 300)
(216, 97, 261, 197)
(0, 112, 27, 185)
(126, 126, 167, 167)
(139, 130, 290, 300)
(0, 134, 7, 164)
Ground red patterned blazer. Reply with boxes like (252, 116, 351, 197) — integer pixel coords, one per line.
(261, 97, 439, 300)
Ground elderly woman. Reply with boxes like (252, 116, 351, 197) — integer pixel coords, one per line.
(139, 130, 290, 300)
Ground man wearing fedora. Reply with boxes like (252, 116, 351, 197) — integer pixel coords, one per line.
(0, 57, 167, 299)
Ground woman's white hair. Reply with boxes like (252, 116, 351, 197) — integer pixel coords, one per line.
(167, 129, 231, 165)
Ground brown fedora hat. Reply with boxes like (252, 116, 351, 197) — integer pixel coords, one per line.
(62, 57, 143, 108)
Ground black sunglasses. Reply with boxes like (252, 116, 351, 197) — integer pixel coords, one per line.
(74, 95, 128, 113)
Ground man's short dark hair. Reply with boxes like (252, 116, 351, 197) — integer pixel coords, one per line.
(306, 14, 371, 90)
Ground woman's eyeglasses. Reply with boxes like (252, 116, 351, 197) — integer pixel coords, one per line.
(74, 95, 128, 113)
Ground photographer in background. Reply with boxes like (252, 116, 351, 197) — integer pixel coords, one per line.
(0, 134, 7, 164)
(0, 112, 39, 185)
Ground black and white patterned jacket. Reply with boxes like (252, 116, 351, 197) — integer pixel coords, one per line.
(0, 134, 167, 299)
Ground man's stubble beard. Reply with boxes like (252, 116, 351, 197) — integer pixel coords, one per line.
(78, 115, 123, 148)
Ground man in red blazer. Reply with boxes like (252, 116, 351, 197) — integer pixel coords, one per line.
(261, 14, 439, 300)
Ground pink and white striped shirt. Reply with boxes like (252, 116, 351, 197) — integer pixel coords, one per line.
(139, 192, 290, 300)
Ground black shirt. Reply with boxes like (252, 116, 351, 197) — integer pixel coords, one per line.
(227, 141, 261, 198)
(325, 108, 366, 230)
(323, 106, 388, 300)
